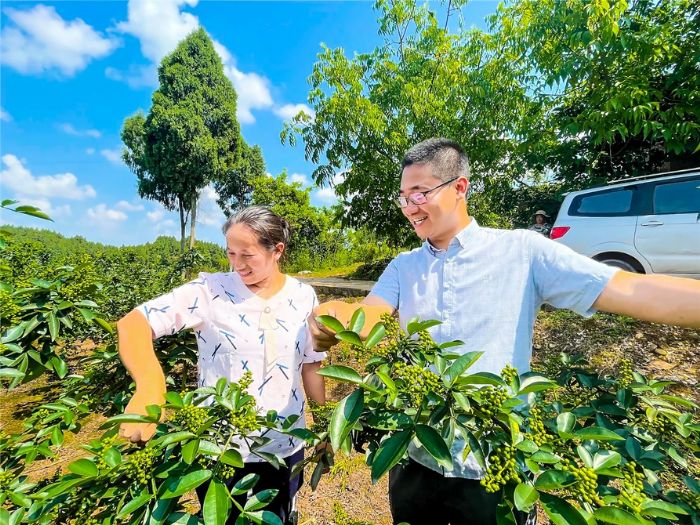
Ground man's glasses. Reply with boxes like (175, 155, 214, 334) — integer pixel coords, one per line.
(394, 177, 458, 208)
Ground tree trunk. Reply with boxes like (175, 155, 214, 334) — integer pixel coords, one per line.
(188, 193, 198, 250)
(178, 196, 187, 252)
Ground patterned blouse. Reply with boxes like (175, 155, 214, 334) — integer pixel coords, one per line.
(137, 272, 325, 461)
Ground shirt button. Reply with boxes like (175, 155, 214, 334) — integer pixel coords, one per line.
(264, 306, 271, 313)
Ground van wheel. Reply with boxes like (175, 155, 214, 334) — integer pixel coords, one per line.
(594, 253, 644, 273)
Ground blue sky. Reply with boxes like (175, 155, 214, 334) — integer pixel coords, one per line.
(0, 0, 498, 246)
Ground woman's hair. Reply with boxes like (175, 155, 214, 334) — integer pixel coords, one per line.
(221, 206, 291, 252)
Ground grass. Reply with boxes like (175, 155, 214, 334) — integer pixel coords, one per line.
(290, 262, 364, 279)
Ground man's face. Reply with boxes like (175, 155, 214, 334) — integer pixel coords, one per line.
(399, 163, 468, 244)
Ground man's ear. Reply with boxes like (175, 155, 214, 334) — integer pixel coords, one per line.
(455, 177, 469, 198)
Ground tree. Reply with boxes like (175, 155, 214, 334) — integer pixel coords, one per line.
(122, 28, 242, 250)
(281, 0, 548, 244)
(214, 142, 265, 216)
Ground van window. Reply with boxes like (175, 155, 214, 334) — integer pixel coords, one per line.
(653, 178, 700, 214)
(570, 188, 634, 216)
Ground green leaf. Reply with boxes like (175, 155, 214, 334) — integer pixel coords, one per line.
(47, 312, 59, 341)
(406, 319, 441, 336)
(594, 506, 649, 524)
(220, 449, 244, 468)
(572, 427, 623, 441)
(530, 451, 561, 464)
(0, 368, 25, 379)
(315, 315, 344, 333)
(556, 412, 576, 434)
(317, 365, 363, 384)
(592, 450, 621, 471)
(50, 356, 68, 378)
(67, 458, 99, 477)
(415, 425, 452, 470)
(534, 470, 576, 490)
(444, 351, 483, 386)
(348, 308, 365, 333)
(329, 388, 364, 450)
(160, 470, 212, 499)
(364, 322, 387, 349)
(2, 325, 24, 343)
(539, 492, 588, 525)
(371, 429, 412, 483)
(165, 392, 184, 408)
(517, 374, 557, 395)
(334, 330, 363, 347)
(458, 372, 506, 386)
(514, 483, 539, 511)
(13, 206, 52, 220)
(203, 478, 231, 525)
(244, 489, 278, 511)
(182, 439, 199, 464)
(93, 317, 114, 333)
(117, 490, 153, 518)
(231, 473, 260, 495)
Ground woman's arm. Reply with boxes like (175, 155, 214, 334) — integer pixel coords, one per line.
(301, 361, 326, 405)
(116, 309, 167, 442)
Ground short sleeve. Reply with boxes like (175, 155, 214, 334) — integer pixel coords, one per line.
(529, 233, 619, 317)
(136, 274, 212, 339)
(369, 257, 400, 308)
(302, 288, 326, 364)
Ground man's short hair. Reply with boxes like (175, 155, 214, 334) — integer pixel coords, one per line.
(402, 138, 470, 182)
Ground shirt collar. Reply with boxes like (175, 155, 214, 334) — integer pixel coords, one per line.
(424, 218, 480, 256)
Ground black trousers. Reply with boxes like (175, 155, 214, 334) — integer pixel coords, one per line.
(196, 449, 304, 525)
(389, 459, 534, 525)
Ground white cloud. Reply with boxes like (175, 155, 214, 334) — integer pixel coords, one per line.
(0, 5, 119, 76)
(86, 204, 128, 222)
(314, 187, 337, 204)
(289, 173, 308, 186)
(197, 185, 225, 226)
(86, 148, 95, 155)
(116, 0, 199, 64)
(116, 200, 144, 212)
(223, 66, 273, 124)
(0, 108, 12, 122)
(274, 103, 315, 122)
(59, 123, 101, 138)
(101, 148, 123, 164)
(0, 154, 96, 200)
(146, 209, 165, 222)
(112, 0, 274, 124)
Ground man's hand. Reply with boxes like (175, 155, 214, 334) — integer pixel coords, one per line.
(308, 300, 348, 352)
(119, 388, 166, 443)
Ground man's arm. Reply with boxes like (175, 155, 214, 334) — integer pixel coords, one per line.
(309, 296, 395, 351)
(116, 309, 167, 442)
(593, 271, 700, 328)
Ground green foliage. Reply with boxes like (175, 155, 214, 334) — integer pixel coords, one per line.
(122, 28, 244, 250)
(308, 312, 700, 523)
(1, 378, 296, 525)
(285, 0, 699, 239)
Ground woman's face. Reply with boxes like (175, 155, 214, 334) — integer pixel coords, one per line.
(225, 223, 283, 287)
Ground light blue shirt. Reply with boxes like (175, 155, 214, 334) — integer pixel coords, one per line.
(370, 219, 618, 478)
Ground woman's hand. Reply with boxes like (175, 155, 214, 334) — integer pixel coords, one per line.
(119, 387, 166, 443)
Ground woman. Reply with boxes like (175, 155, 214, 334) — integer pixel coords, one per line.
(117, 206, 326, 524)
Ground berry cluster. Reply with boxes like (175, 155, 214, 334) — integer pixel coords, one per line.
(619, 462, 645, 513)
(478, 386, 509, 418)
(679, 491, 700, 512)
(618, 359, 635, 389)
(527, 405, 550, 446)
(417, 330, 435, 351)
(561, 459, 603, 506)
(647, 413, 673, 436)
(501, 365, 518, 386)
(171, 404, 209, 433)
(393, 361, 444, 407)
(239, 370, 254, 392)
(95, 435, 119, 471)
(0, 469, 14, 490)
(374, 313, 402, 359)
(229, 408, 260, 435)
(481, 446, 518, 493)
(122, 447, 156, 485)
(215, 463, 237, 480)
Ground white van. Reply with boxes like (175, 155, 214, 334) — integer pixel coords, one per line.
(550, 169, 700, 277)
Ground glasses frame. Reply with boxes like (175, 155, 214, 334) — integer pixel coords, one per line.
(394, 176, 459, 208)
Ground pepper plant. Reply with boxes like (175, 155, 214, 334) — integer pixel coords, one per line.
(312, 311, 700, 525)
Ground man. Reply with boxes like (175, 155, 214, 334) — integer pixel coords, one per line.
(528, 209, 551, 237)
(309, 138, 700, 525)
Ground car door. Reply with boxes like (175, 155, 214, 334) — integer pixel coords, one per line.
(634, 175, 700, 275)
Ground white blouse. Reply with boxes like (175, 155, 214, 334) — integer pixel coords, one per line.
(137, 272, 325, 461)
